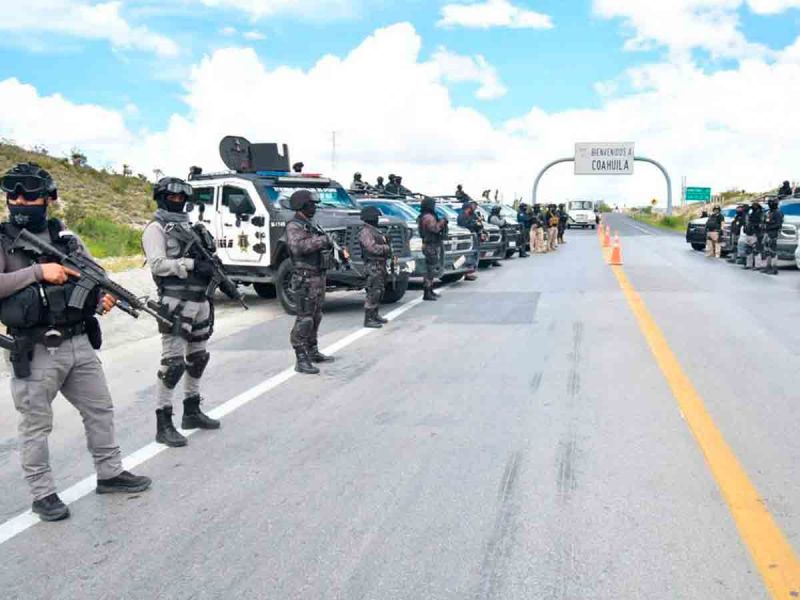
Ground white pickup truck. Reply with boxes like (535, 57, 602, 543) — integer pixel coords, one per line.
(567, 200, 598, 229)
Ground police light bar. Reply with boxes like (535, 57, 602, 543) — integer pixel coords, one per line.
(256, 170, 290, 177)
(276, 176, 332, 185)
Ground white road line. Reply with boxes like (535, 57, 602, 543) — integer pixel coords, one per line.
(628, 222, 654, 235)
(0, 294, 428, 546)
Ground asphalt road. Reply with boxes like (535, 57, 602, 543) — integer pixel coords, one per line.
(1, 213, 798, 599)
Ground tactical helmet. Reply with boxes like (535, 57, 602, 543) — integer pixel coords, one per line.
(768, 198, 779, 209)
(360, 206, 381, 224)
(289, 189, 316, 211)
(2, 162, 57, 201)
(292, 162, 304, 173)
(377, 176, 384, 183)
(421, 197, 436, 213)
(153, 177, 193, 212)
(354, 172, 362, 180)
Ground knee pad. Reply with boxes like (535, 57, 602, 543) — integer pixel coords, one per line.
(158, 356, 186, 389)
(185, 351, 210, 379)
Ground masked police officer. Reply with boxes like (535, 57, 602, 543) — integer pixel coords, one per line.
(374, 176, 385, 193)
(705, 206, 724, 258)
(286, 190, 336, 375)
(558, 203, 568, 244)
(516, 203, 531, 257)
(727, 204, 746, 263)
(762, 198, 784, 275)
(0, 163, 151, 521)
(142, 177, 220, 448)
(418, 197, 449, 300)
(359, 206, 392, 327)
(743, 201, 764, 270)
(351, 172, 368, 191)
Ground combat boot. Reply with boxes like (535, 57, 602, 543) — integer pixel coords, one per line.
(364, 309, 383, 328)
(374, 310, 389, 324)
(295, 349, 320, 375)
(96, 470, 152, 494)
(156, 407, 188, 447)
(182, 395, 221, 430)
(32, 493, 70, 522)
(464, 272, 478, 281)
(423, 286, 438, 301)
(309, 345, 335, 363)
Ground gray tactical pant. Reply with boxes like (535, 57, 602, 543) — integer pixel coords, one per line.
(157, 298, 212, 409)
(10, 335, 123, 501)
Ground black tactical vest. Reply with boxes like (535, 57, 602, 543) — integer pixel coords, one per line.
(149, 218, 212, 301)
(0, 220, 97, 331)
(418, 213, 444, 245)
(287, 217, 329, 271)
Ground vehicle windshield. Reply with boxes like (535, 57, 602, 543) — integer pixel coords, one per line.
(569, 201, 594, 210)
(723, 208, 737, 218)
(362, 201, 419, 221)
(263, 185, 358, 209)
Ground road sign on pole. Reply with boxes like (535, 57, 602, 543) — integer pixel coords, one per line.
(685, 187, 712, 202)
(574, 142, 635, 175)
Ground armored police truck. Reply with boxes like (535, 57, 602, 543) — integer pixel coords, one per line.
(185, 136, 414, 314)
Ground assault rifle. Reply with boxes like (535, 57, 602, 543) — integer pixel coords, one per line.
(173, 223, 248, 310)
(310, 222, 357, 273)
(0, 332, 18, 352)
(13, 229, 173, 327)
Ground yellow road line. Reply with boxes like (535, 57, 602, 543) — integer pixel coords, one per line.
(609, 261, 800, 598)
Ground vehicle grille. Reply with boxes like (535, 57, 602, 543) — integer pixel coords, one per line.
(488, 232, 502, 244)
(444, 233, 473, 252)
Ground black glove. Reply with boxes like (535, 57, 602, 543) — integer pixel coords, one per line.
(193, 259, 216, 278)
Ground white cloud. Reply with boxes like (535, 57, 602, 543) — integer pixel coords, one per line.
(194, 0, 355, 19)
(243, 31, 267, 41)
(593, 0, 768, 60)
(438, 0, 553, 29)
(429, 47, 507, 99)
(0, 0, 179, 57)
(747, 0, 800, 13)
(221, 26, 238, 36)
(0, 78, 133, 160)
(3, 22, 800, 206)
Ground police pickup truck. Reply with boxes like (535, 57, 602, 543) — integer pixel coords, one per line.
(438, 198, 506, 265)
(185, 136, 414, 314)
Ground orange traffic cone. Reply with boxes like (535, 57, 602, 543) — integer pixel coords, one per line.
(603, 227, 611, 248)
(609, 233, 623, 265)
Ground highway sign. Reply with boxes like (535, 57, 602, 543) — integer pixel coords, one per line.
(575, 142, 635, 175)
(685, 187, 712, 202)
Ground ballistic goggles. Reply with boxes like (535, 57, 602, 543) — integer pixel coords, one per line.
(2, 173, 53, 200)
(163, 181, 193, 197)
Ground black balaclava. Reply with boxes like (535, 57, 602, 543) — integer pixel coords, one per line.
(420, 197, 436, 215)
(2, 163, 56, 232)
(360, 206, 381, 226)
(290, 190, 317, 218)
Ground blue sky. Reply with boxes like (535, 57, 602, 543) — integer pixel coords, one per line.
(0, 0, 799, 203)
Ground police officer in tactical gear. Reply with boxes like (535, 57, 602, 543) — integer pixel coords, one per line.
(142, 177, 221, 448)
(531, 204, 545, 253)
(455, 184, 472, 203)
(286, 190, 336, 375)
(705, 206, 724, 258)
(418, 197, 448, 300)
(351, 172, 367, 191)
(727, 204, 746, 263)
(545, 204, 559, 252)
(359, 206, 392, 326)
(762, 198, 783, 275)
(778, 180, 793, 199)
(516, 203, 531, 257)
(374, 176, 385, 193)
(557, 203, 568, 244)
(384, 174, 400, 196)
(0, 163, 151, 521)
(743, 201, 764, 270)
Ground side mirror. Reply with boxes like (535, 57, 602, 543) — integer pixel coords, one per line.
(228, 193, 255, 216)
(252, 216, 266, 227)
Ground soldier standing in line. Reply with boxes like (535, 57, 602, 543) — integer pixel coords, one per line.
(727, 204, 746, 263)
(761, 198, 784, 275)
(557, 203, 569, 244)
(743, 201, 764, 270)
(704, 205, 724, 259)
(0, 163, 151, 522)
(516, 203, 531, 257)
(359, 206, 392, 326)
(546, 204, 560, 252)
(418, 197, 449, 300)
(286, 190, 336, 375)
(531, 204, 545, 254)
(142, 177, 221, 448)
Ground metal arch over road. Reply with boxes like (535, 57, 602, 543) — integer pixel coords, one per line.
(532, 156, 674, 215)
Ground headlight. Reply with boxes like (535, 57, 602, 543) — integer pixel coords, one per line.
(410, 237, 423, 252)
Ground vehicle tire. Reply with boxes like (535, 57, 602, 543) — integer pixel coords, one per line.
(276, 258, 297, 315)
(253, 282, 276, 299)
(591, 225, 596, 230)
(439, 273, 464, 284)
(691, 243, 706, 251)
(381, 274, 409, 304)
(505, 249, 516, 259)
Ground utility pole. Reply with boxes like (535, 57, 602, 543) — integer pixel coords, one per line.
(331, 131, 339, 174)
(681, 175, 687, 207)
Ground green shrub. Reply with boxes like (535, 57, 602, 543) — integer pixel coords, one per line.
(72, 216, 141, 258)
(660, 215, 679, 228)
